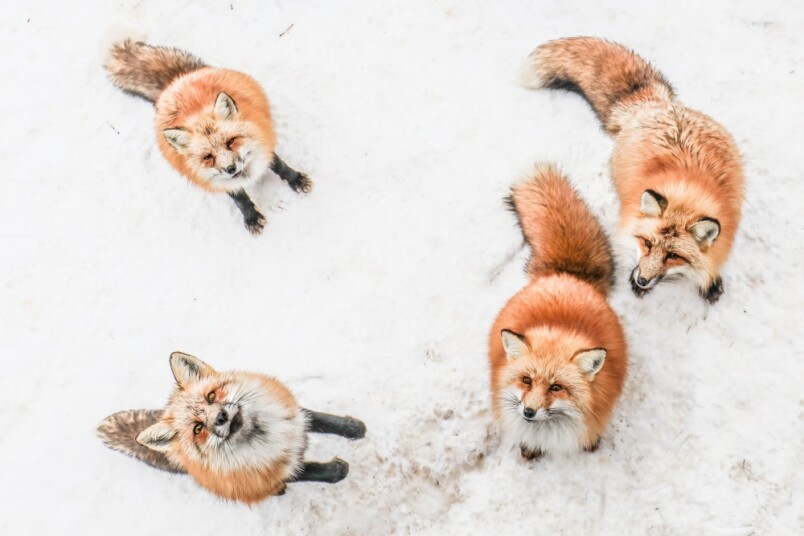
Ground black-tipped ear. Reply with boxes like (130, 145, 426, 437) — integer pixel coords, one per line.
(136, 421, 177, 453)
(501, 330, 529, 361)
(574, 348, 607, 377)
(640, 190, 667, 217)
(214, 92, 238, 120)
(169, 352, 215, 389)
(163, 129, 190, 152)
(689, 218, 720, 247)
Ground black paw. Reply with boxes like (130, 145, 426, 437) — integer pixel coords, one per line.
(245, 213, 266, 235)
(328, 458, 349, 483)
(700, 277, 724, 304)
(520, 445, 543, 461)
(342, 417, 367, 440)
(289, 173, 313, 194)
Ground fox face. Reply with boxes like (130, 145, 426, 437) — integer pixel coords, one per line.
(627, 190, 720, 296)
(496, 328, 606, 453)
(162, 92, 271, 192)
(137, 352, 304, 474)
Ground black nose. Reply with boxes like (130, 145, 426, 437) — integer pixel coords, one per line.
(637, 276, 649, 287)
(215, 410, 229, 426)
(225, 164, 237, 175)
(523, 407, 535, 419)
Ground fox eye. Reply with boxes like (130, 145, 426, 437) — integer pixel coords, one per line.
(643, 238, 652, 250)
(206, 391, 216, 403)
(226, 137, 237, 149)
(522, 376, 532, 385)
(193, 422, 203, 435)
(203, 153, 214, 162)
(549, 383, 563, 392)
(666, 252, 680, 261)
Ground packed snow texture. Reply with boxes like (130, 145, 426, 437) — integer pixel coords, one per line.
(1, 1, 802, 534)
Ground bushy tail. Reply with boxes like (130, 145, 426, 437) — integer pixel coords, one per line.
(105, 39, 206, 102)
(96, 409, 185, 473)
(507, 163, 614, 295)
(521, 37, 674, 134)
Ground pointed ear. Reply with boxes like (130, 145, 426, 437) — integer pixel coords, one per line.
(574, 348, 607, 377)
(688, 218, 720, 247)
(214, 92, 238, 120)
(640, 190, 667, 217)
(136, 421, 177, 453)
(170, 351, 215, 389)
(501, 330, 529, 361)
(163, 129, 191, 152)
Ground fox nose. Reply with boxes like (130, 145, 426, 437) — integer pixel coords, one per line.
(215, 410, 229, 426)
(523, 407, 536, 419)
(636, 275, 650, 287)
(225, 164, 237, 175)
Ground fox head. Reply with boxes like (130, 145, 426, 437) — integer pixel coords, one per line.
(162, 92, 271, 191)
(626, 189, 720, 296)
(496, 328, 605, 451)
(136, 352, 302, 474)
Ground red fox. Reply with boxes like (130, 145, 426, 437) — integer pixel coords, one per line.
(489, 164, 627, 459)
(522, 37, 744, 303)
(105, 40, 312, 234)
(97, 352, 366, 503)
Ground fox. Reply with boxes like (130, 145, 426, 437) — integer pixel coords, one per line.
(105, 39, 312, 235)
(97, 352, 366, 503)
(489, 163, 627, 459)
(522, 37, 744, 303)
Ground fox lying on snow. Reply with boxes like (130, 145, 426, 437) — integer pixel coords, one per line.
(106, 40, 312, 234)
(522, 37, 744, 303)
(98, 352, 365, 503)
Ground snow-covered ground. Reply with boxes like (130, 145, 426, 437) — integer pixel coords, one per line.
(1, 1, 802, 534)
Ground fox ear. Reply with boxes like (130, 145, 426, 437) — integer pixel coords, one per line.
(640, 190, 667, 217)
(574, 348, 607, 377)
(170, 351, 215, 389)
(136, 421, 177, 453)
(689, 218, 720, 247)
(163, 129, 190, 152)
(501, 330, 529, 361)
(214, 92, 238, 120)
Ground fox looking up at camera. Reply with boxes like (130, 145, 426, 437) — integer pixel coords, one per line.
(105, 40, 312, 234)
(489, 164, 627, 460)
(97, 352, 366, 504)
(522, 37, 744, 303)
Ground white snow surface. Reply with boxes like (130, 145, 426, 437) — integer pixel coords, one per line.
(1, 1, 802, 534)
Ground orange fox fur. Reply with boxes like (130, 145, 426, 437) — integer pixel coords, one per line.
(523, 37, 743, 303)
(489, 164, 627, 457)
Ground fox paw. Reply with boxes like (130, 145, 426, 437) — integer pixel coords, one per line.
(700, 277, 723, 304)
(245, 213, 266, 235)
(290, 173, 313, 194)
(520, 445, 543, 461)
(328, 458, 349, 483)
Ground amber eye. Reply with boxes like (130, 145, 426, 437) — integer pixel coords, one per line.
(193, 423, 203, 435)
(203, 153, 214, 162)
(643, 238, 652, 250)
(226, 137, 237, 149)
(522, 376, 532, 385)
(549, 383, 563, 392)
(206, 391, 216, 403)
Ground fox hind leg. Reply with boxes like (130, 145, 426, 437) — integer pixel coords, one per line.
(288, 458, 349, 484)
(271, 154, 313, 193)
(303, 409, 367, 439)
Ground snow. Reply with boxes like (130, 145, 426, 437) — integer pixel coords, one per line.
(1, 0, 802, 534)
